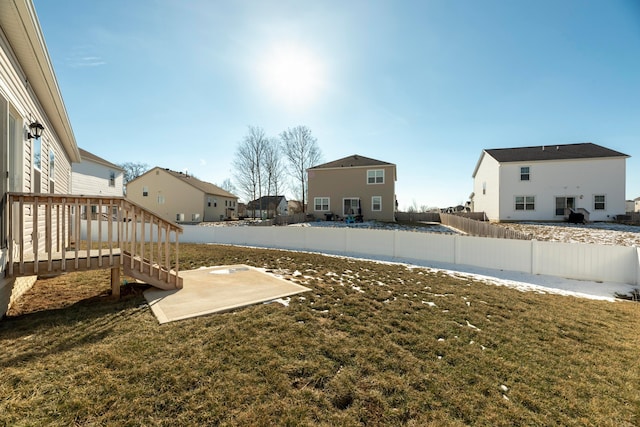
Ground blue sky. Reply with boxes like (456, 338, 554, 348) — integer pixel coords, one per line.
(34, 0, 640, 208)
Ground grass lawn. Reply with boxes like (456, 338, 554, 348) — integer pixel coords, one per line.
(2, 244, 639, 426)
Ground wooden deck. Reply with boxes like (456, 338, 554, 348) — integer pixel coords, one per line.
(4, 193, 183, 295)
(13, 249, 122, 277)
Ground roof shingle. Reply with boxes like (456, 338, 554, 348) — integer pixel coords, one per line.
(309, 154, 394, 169)
(485, 143, 628, 163)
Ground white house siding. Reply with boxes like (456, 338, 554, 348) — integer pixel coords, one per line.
(1, 0, 81, 316)
(498, 157, 626, 222)
(72, 161, 124, 196)
(471, 154, 501, 220)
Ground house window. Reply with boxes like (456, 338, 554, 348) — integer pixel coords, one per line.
(520, 167, 530, 181)
(142, 186, 148, 197)
(49, 149, 55, 193)
(343, 198, 360, 215)
(157, 194, 165, 204)
(207, 197, 212, 207)
(594, 195, 606, 210)
(109, 171, 116, 187)
(515, 196, 535, 211)
(482, 182, 486, 195)
(367, 169, 384, 184)
(372, 196, 382, 211)
(225, 200, 228, 207)
(314, 197, 329, 211)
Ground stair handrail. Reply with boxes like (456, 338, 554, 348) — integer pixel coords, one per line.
(5, 192, 182, 286)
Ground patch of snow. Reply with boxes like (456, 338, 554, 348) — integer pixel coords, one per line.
(466, 320, 481, 330)
(267, 297, 290, 307)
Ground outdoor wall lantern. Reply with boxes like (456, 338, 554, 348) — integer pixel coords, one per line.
(27, 121, 45, 139)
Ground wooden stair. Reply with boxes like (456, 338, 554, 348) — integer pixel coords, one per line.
(122, 251, 183, 290)
(4, 193, 184, 297)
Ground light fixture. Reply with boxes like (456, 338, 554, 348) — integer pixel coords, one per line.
(27, 121, 44, 139)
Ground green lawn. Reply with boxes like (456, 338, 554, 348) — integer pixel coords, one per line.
(2, 244, 639, 426)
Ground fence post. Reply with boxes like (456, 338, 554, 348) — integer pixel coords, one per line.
(530, 239, 536, 275)
(636, 246, 640, 286)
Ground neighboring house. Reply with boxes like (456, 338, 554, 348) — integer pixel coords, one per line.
(246, 195, 288, 218)
(1, 0, 81, 313)
(288, 200, 304, 214)
(126, 167, 239, 223)
(625, 200, 636, 213)
(307, 154, 397, 222)
(72, 148, 124, 196)
(471, 143, 629, 222)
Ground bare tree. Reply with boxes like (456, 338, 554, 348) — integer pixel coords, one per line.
(280, 125, 321, 213)
(220, 178, 237, 194)
(263, 138, 286, 217)
(118, 162, 149, 194)
(118, 162, 149, 184)
(232, 126, 268, 218)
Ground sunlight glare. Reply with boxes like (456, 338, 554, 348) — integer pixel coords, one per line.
(259, 43, 326, 109)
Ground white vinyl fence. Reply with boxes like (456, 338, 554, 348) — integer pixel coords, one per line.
(177, 225, 640, 286)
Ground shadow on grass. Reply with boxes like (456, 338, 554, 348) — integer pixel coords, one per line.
(0, 292, 148, 368)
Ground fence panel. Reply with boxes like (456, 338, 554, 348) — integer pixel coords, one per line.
(533, 240, 637, 284)
(304, 227, 347, 254)
(177, 225, 639, 285)
(345, 228, 395, 258)
(456, 235, 532, 273)
(394, 231, 456, 264)
(440, 213, 533, 240)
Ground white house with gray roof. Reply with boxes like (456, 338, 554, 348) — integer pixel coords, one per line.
(72, 148, 124, 196)
(471, 143, 629, 222)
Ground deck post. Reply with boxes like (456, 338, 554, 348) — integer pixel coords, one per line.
(111, 266, 121, 298)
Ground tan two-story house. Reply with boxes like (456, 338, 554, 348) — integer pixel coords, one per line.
(126, 167, 239, 223)
(307, 154, 397, 222)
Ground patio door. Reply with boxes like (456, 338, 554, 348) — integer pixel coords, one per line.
(343, 198, 360, 216)
(555, 197, 575, 216)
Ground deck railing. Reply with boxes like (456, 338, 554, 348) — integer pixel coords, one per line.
(5, 193, 182, 287)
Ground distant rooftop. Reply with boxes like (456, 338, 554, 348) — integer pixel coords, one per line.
(78, 148, 123, 170)
(161, 168, 237, 199)
(485, 142, 629, 163)
(310, 154, 394, 169)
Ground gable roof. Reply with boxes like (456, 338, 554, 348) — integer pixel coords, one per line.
(246, 195, 286, 210)
(309, 154, 394, 170)
(78, 148, 123, 170)
(160, 168, 238, 199)
(484, 143, 628, 163)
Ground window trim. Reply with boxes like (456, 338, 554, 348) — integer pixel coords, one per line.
(314, 197, 330, 212)
(515, 195, 535, 211)
(594, 194, 606, 210)
(520, 166, 530, 181)
(367, 169, 384, 184)
(372, 196, 382, 211)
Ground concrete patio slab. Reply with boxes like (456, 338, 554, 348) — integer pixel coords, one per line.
(143, 264, 310, 324)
